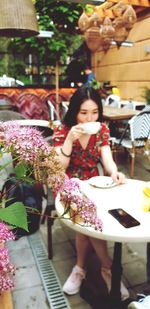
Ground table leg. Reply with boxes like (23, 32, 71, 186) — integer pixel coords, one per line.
(110, 242, 122, 306)
(147, 242, 150, 285)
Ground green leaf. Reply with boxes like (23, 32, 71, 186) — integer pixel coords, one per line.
(85, 4, 94, 15)
(14, 162, 29, 178)
(13, 162, 33, 183)
(0, 202, 28, 231)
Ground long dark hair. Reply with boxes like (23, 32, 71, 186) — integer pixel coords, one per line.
(63, 86, 103, 127)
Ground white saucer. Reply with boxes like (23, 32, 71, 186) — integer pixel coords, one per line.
(88, 176, 116, 189)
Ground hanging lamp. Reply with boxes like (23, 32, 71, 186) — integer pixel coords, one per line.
(0, 0, 39, 38)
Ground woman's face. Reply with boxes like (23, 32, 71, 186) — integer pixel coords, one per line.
(76, 99, 99, 124)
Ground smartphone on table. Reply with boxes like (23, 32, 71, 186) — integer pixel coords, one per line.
(108, 208, 140, 228)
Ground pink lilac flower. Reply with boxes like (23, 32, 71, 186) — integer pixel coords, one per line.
(60, 178, 103, 231)
(0, 273, 15, 291)
(50, 174, 69, 195)
(0, 122, 52, 164)
(0, 225, 15, 291)
(0, 247, 15, 273)
(0, 122, 104, 232)
(0, 223, 15, 243)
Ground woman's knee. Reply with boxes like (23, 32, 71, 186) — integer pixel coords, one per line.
(76, 233, 91, 245)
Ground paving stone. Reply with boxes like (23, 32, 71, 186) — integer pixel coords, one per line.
(13, 286, 49, 309)
(9, 247, 35, 267)
(14, 264, 42, 290)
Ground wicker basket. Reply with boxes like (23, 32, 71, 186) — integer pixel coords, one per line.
(89, 12, 103, 28)
(84, 26, 102, 52)
(114, 27, 129, 45)
(78, 11, 91, 32)
(123, 5, 137, 30)
(0, 0, 39, 37)
(100, 17, 115, 40)
(101, 37, 112, 52)
(112, 1, 127, 17)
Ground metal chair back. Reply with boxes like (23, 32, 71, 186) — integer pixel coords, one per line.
(129, 111, 150, 144)
(114, 111, 150, 177)
(17, 93, 49, 120)
(47, 100, 61, 122)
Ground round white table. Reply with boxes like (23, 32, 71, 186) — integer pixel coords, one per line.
(56, 178, 150, 307)
(56, 178, 150, 242)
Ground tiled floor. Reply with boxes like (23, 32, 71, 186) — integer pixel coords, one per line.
(5, 152, 150, 308)
(8, 236, 50, 309)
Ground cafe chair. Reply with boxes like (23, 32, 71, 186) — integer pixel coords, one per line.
(46, 100, 61, 124)
(44, 93, 69, 121)
(61, 101, 68, 119)
(97, 161, 104, 176)
(39, 134, 56, 259)
(17, 93, 49, 120)
(113, 110, 150, 178)
(0, 93, 15, 110)
(142, 105, 150, 112)
(105, 94, 121, 108)
(46, 99, 68, 123)
(41, 186, 56, 259)
(0, 110, 26, 121)
(119, 102, 134, 134)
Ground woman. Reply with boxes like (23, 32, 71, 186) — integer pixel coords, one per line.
(53, 86, 129, 300)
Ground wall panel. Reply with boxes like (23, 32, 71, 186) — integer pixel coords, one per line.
(92, 14, 150, 101)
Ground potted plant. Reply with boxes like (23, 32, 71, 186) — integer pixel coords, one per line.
(142, 87, 150, 105)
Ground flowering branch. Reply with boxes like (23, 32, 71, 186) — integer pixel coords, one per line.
(0, 121, 104, 292)
(59, 177, 103, 231)
(0, 121, 103, 231)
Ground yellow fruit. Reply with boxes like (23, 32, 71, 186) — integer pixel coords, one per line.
(112, 87, 120, 95)
(144, 204, 150, 212)
(143, 187, 150, 198)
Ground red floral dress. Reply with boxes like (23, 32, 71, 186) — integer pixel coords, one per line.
(53, 122, 110, 180)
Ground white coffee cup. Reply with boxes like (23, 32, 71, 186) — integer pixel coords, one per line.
(81, 122, 100, 134)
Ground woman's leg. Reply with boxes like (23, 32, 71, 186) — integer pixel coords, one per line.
(76, 232, 92, 269)
(63, 232, 92, 295)
(89, 237, 111, 268)
(89, 237, 129, 300)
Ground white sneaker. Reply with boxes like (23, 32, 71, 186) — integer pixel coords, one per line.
(63, 265, 86, 295)
(101, 268, 129, 301)
(128, 295, 150, 309)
